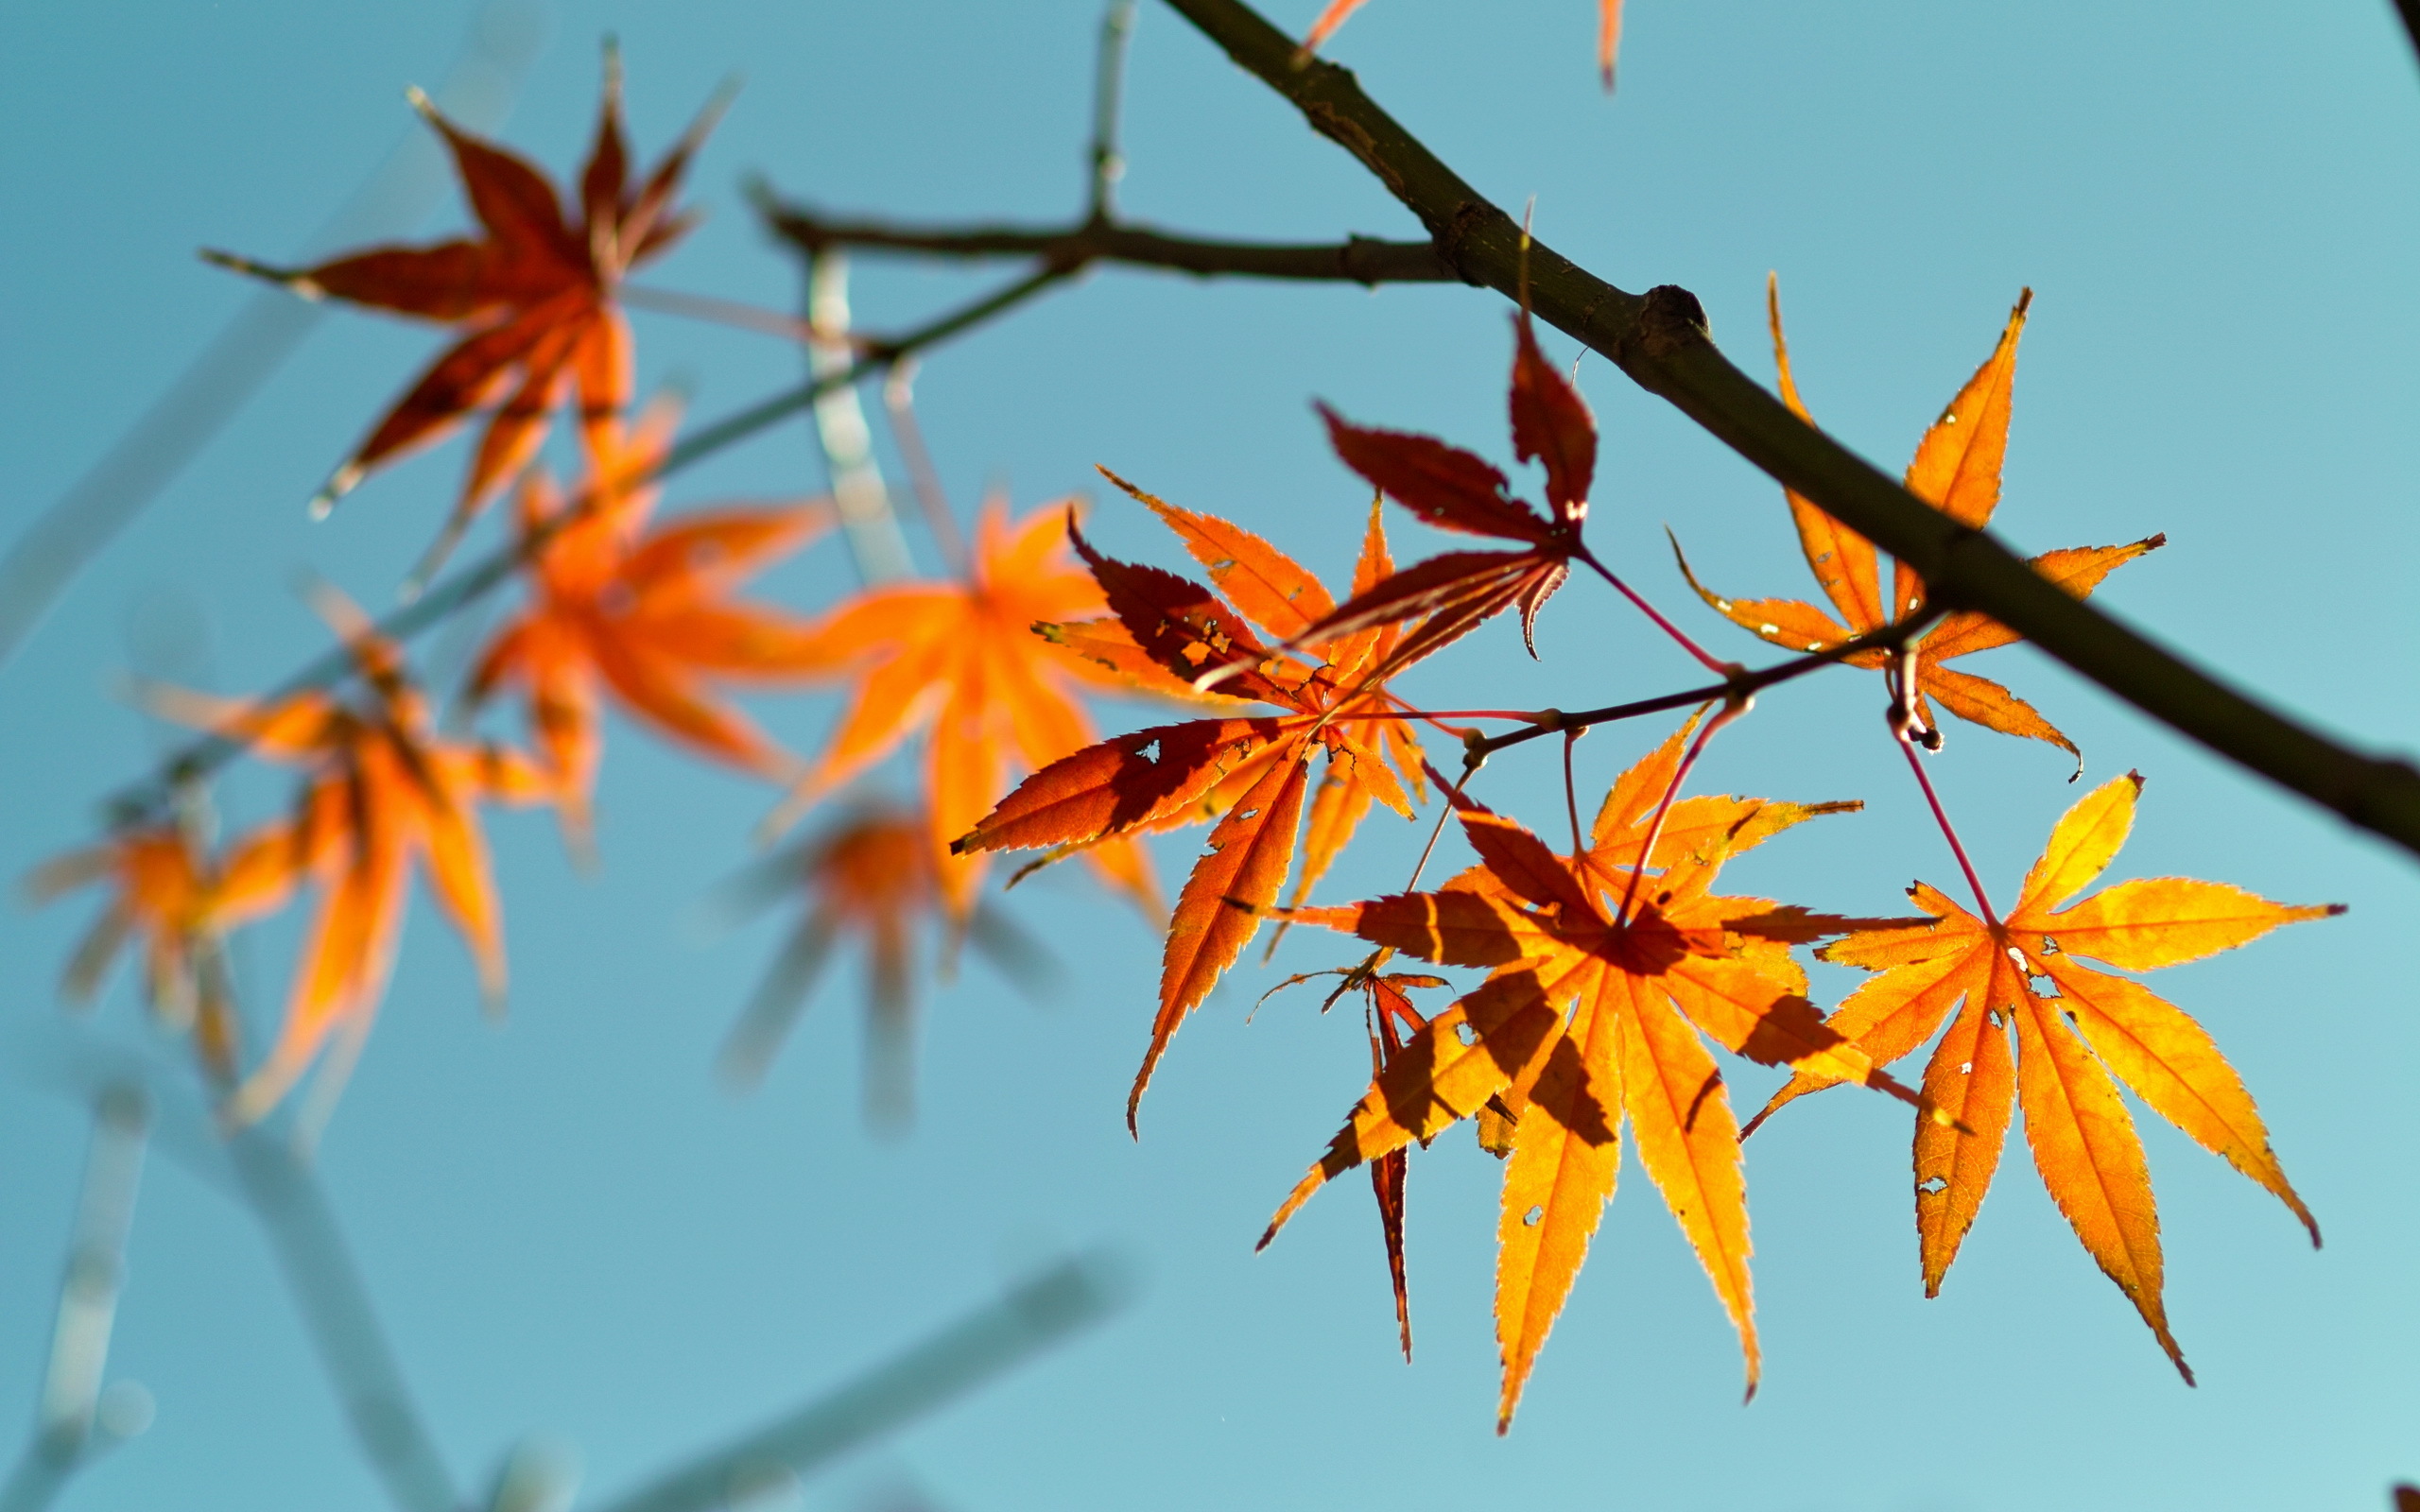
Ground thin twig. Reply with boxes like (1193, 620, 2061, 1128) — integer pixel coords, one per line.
(881, 365, 971, 576)
(622, 284, 827, 343)
(757, 200, 1457, 286)
(1089, 1, 1140, 219)
(1156, 0, 2420, 862)
(225, 1126, 459, 1512)
(1467, 610, 1941, 763)
(0, 1090, 150, 1512)
(102, 266, 1075, 824)
(804, 253, 914, 583)
(588, 1253, 1130, 1512)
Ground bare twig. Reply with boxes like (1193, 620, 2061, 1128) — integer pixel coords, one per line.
(225, 1126, 459, 1512)
(588, 1252, 1131, 1512)
(0, 1089, 151, 1512)
(1464, 610, 1944, 764)
(882, 365, 971, 576)
(2394, 0, 2420, 66)
(757, 203, 1456, 286)
(804, 254, 915, 583)
(1089, 1, 1140, 219)
(1156, 0, 2420, 861)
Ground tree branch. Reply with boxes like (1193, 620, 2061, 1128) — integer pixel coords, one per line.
(1158, 0, 2420, 859)
(755, 199, 1458, 286)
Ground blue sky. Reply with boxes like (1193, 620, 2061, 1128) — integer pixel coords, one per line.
(3, 1, 2417, 1508)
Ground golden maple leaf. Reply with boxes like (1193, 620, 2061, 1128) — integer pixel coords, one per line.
(1748, 771, 2338, 1381)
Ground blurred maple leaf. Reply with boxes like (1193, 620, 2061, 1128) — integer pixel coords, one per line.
(1304, 0, 1629, 92)
(713, 804, 1053, 1129)
(469, 393, 838, 856)
(27, 819, 298, 1077)
(1674, 279, 2162, 764)
(766, 494, 1176, 929)
(1747, 771, 2338, 1382)
(141, 588, 552, 1118)
(1262, 724, 1915, 1427)
(954, 485, 1431, 1131)
(204, 50, 722, 562)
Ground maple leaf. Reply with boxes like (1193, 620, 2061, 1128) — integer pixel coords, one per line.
(203, 51, 722, 546)
(1300, 313, 1602, 670)
(141, 589, 552, 1118)
(1260, 726, 1917, 1428)
(1304, 0, 1629, 91)
(764, 494, 1173, 928)
(953, 482, 1431, 1131)
(1747, 772, 2339, 1382)
(468, 394, 838, 854)
(1674, 279, 2162, 763)
(27, 819, 298, 1076)
(714, 804, 1052, 1129)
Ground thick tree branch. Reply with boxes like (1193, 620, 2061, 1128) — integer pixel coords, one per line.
(756, 199, 1458, 286)
(1159, 0, 2420, 859)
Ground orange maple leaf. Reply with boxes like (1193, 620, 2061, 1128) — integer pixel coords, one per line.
(204, 52, 720, 547)
(143, 590, 552, 1118)
(469, 394, 838, 853)
(954, 484, 1431, 1130)
(714, 804, 1052, 1128)
(1747, 771, 2339, 1382)
(766, 494, 1179, 927)
(28, 820, 298, 1075)
(1260, 723, 1916, 1428)
(1305, 0, 1629, 91)
(1301, 314, 1604, 670)
(1675, 279, 2162, 763)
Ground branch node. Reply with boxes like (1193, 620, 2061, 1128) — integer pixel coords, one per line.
(1614, 284, 1711, 364)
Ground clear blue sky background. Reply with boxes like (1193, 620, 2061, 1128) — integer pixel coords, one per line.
(3, 2, 2417, 1508)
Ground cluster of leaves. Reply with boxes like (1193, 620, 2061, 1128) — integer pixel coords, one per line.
(40, 50, 2339, 1433)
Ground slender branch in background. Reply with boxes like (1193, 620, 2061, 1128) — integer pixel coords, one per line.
(225, 1125, 459, 1512)
(102, 266, 1077, 824)
(2394, 0, 2420, 66)
(804, 253, 916, 583)
(588, 1251, 1132, 1512)
(0, 1089, 152, 1512)
(1152, 0, 2420, 861)
(620, 284, 827, 344)
(0, 0, 546, 673)
(1089, 1, 1140, 219)
(882, 365, 971, 576)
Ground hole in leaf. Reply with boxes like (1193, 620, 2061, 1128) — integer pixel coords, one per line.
(1918, 1176, 1947, 1195)
(1523, 1205, 1544, 1228)
(1456, 1022, 1478, 1047)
